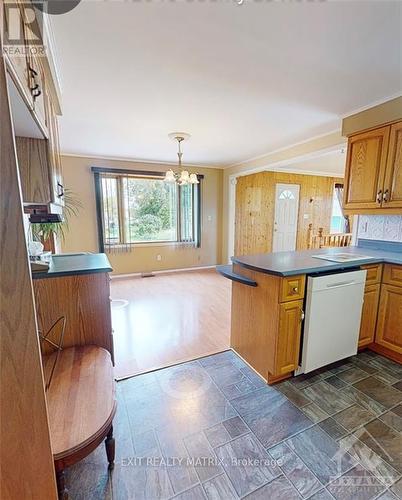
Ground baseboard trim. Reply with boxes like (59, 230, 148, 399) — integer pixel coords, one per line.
(111, 265, 217, 280)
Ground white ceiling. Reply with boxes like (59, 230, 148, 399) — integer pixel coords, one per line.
(51, 1, 401, 167)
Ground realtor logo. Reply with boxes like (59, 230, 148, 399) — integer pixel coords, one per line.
(3, 1, 43, 48)
(3, 1, 82, 56)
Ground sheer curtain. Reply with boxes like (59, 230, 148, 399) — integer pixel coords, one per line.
(334, 183, 351, 233)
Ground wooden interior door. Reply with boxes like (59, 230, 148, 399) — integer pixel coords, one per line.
(383, 121, 402, 208)
(375, 284, 402, 354)
(358, 284, 380, 348)
(343, 126, 390, 210)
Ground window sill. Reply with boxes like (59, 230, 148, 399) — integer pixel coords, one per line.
(105, 241, 197, 250)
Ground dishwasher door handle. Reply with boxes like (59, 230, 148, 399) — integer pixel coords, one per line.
(325, 280, 356, 289)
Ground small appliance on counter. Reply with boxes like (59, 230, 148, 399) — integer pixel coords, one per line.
(28, 240, 52, 273)
(30, 260, 50, 273)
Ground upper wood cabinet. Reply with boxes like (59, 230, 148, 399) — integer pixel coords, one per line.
(16, 134, 64, 209)
(28, 54, 48, 134)
(343, 127, 389, 210)
(383, 122, 402, 208)
(343, 121, 402, 213)
(2, 1, 33, 108)
(15, 137, 52, 204)
(45, 90, 65, 207)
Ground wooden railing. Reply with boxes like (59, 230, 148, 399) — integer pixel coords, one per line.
(307, 224, 352, 249)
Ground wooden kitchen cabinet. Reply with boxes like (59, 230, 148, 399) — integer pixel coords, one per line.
(15, 90, 64, 209)
(45, 90, 65, 207)
(230, 265, 304, 384)
(276, 300, 303, 375)
(2, 0, 34, 108)
(28, 53, 48, 134)
(358, 284, 381, 348)
(383, 122, 402, 208)
(375, 284, 402, 355)
(15, 137, 52, 204)
(343, 121, 402, 213)
(33, 272, 114, 363)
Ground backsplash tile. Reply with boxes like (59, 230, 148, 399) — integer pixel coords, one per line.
(358, 215, 402, 242)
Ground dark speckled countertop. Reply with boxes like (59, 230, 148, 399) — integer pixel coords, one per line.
(231, 245, 402, 277)
(31, 253, 112, 279)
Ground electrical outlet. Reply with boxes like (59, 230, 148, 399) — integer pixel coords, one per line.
(156, 254, 162, 261)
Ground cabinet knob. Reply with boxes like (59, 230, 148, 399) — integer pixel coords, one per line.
(382, 189, 389, 203)
(376, 190, 382, 204)
(292, 286, 299, 294)
(300, 309, 305, 322)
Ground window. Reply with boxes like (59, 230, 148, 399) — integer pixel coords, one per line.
(93, 168, 201, 250)
(330, 185, 345, 233)
(278, 189, 296, 200)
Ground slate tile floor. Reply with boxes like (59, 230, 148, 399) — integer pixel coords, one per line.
(66, 350, 402, 500)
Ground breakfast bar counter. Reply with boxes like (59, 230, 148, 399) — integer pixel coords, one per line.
(230, 245, 402, 277)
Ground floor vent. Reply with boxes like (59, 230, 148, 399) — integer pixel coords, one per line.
(141, 272, 155, 278)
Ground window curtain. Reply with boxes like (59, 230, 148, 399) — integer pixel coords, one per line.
(334, 183, 350, 233)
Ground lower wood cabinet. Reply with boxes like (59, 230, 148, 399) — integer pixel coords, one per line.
(277, 300, 303, 375)
(230, 265, 304, 383)
(358, 284, 381, 348)
(33, 272, 114, 363)
(375, 284, 402, 354)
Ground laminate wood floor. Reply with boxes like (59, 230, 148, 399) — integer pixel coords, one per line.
(65, 350, 402, 500)
(111, 269, 231, 380)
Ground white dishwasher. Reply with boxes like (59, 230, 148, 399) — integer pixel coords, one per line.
(298, 269, 367, 374)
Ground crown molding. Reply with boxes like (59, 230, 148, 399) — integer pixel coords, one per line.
(60, 152, 223, 170)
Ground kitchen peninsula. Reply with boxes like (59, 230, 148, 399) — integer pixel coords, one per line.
(217, 243, 402, 384)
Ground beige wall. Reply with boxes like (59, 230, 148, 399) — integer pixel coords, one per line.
(60, 155, 223, 275)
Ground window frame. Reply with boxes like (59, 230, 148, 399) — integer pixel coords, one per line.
(92, 167, 203, 251)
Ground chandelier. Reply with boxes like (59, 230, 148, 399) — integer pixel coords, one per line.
(164, 133, 199, 185)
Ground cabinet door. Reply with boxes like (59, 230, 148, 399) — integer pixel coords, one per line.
(45, 92, 64, 206)
(383, 121, 402, 208)
(28, 54, 48, 135)
(376, 284, 402, 354)
(343, 127, 390, 210)
(15, 137, 52, 204)
(358, 284, 380, 348)
(276, 299, 303, 375)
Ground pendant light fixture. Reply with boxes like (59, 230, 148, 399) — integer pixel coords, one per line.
(164, 132, 199, 185)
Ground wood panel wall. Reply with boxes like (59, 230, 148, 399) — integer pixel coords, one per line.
(235, 172, 343, 256)
(0, 48, 57, 499)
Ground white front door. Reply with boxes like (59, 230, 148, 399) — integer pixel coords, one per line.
(273, 183, 300, 252)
